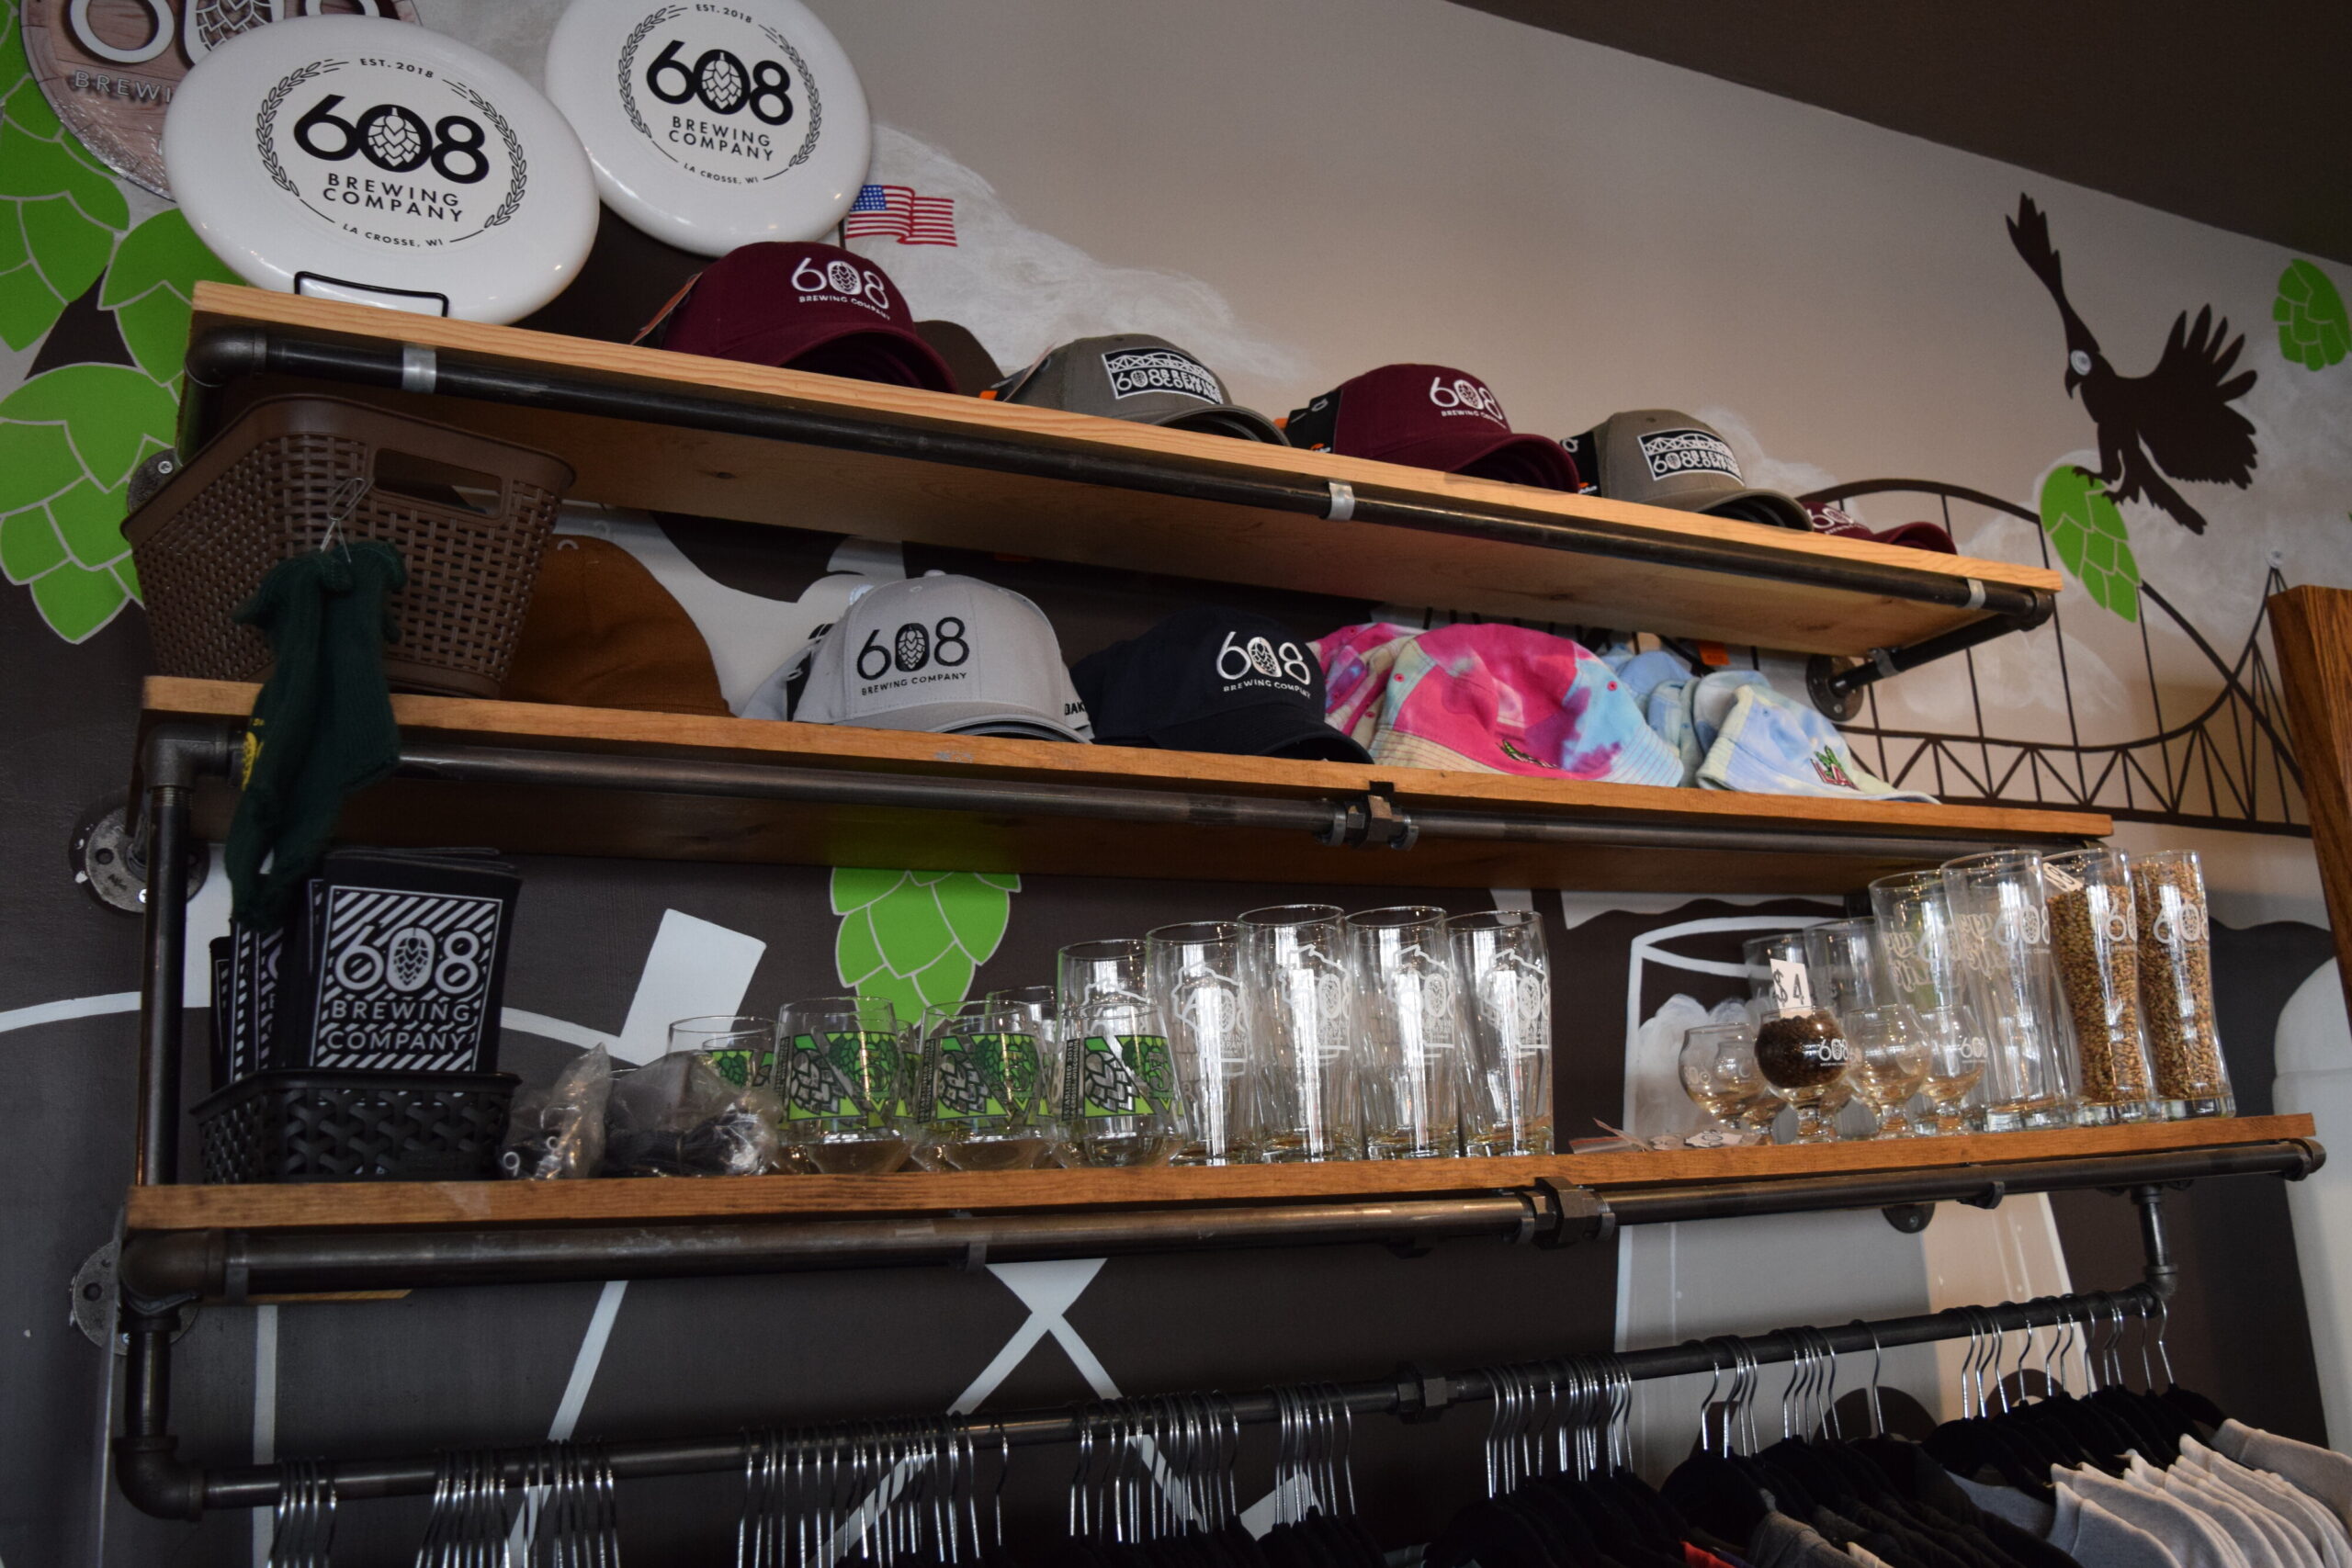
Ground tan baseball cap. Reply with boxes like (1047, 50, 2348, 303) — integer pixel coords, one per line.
(505, 537, 731, 716)
(1563, 411, 1809, 530)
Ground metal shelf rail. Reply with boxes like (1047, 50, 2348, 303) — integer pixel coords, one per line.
(115, 726, 2321, 1524)
(119, 1186, 2201, 1518)
(178, 327, 2051, 707)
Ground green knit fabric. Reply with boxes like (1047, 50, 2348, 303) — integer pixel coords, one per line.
(224, 541, 406, 925)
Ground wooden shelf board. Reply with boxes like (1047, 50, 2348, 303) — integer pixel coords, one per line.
(143, 679, 2109, 892)
(127, 1116, 2311, 1235)
(187, 284, 2060, 658)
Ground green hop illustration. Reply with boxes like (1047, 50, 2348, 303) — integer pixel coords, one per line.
(831, 867, 1019, 1023)
(2275, 260, 2349, 371)
(0, 365, 176, 640)
(0, 0, 131, 350)
(2040, 465, 2142, 624)
(100, 209, 240, 389)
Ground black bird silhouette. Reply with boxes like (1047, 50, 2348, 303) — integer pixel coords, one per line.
(2007, 194, 2256, 535)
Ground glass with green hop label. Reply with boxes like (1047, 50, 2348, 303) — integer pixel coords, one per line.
(774, 996, 915, 1174)
(1055, 940, 1184, 1168)
(916, 1000, 1060, 1171)
(665, 1015, 776, 1089)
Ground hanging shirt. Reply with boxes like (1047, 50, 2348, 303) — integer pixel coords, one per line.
(2181, 1438, 2352, 1568)
(1957, 1475, 2059, 1539)
(2125, 1454, 2306, 1568)
(2215, 1424, 2352, 1537)
(1753, 1512, 1872, 1568)
(2057, 1464, 2254, 1568)
(2052, 1486, 2188, 1568)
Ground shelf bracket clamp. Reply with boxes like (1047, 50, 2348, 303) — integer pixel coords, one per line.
(1357, 786, 1418, 852)
(1961, 1179, 2007, 1211)
(400, 344, 438, 394)
(1395, 1363, 1453, 1423)
(1530, 1179, 1611, 1248)
(1324, 480, 1356, 522)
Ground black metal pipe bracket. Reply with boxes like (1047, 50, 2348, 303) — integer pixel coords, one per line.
(178, 327, 2048, 689)
(116, 1187, 2214, 1517)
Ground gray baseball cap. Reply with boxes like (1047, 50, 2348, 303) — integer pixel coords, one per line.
(792, 573, 1092, 742)
(992, 334, 1288, 444)
(1563, 411, 1809, 530)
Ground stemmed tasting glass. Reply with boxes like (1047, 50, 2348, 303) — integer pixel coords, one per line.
(1678, 1022, 1783, 1139)
(1840, 1005, 1931, 1138)
(1917, 1006, 1988, 1135)
(1743, 932, 1850, 1145)
(774, 995, 914, 1174)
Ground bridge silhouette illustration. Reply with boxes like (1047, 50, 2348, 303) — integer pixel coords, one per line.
(1804, 479, 2304, 835)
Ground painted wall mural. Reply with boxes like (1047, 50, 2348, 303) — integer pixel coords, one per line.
(5, 1, 2352, 1561)
(0, 0, 238, 643)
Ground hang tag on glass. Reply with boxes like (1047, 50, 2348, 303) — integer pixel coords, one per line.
(1770, 956, 1815, 1011)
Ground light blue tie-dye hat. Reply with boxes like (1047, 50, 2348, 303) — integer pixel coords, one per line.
(1698, 681, 1937, 803)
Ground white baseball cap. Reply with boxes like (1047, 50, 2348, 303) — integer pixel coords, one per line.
(781, 573, 1091, 742)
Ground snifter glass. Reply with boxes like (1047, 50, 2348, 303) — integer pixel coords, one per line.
(1742, 932, 1850, 1145)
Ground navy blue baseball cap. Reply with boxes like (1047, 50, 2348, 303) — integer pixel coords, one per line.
(1072, 607, 1371, 762)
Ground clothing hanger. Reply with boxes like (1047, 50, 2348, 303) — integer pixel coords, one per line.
(267, 1457, 337, 1568)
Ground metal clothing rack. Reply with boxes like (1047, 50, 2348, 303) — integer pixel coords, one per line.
(134, 1198, 2180, 1517)
(106, 300, 2312, 1528)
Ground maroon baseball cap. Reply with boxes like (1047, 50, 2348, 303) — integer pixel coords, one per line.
(1804, 502, 1957, 554)
(645, 243, 957, 392)
(1283, 365, 1582, 491)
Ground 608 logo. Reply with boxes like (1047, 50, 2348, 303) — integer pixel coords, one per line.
(1215, 631, 1313, 687)
(792, 254, 889, 311)
(295, 95, 489, 182)
(856, 617, 968, 681)
(643, 37, 793, 123)
(1428, 374, 1506, 423)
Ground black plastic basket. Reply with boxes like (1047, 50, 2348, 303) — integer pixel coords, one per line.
(194, 1069, 519, 1184)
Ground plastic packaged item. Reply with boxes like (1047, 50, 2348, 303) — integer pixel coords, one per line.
(602, 1053, 782, 1177)
(501, 1046, 615, 1180)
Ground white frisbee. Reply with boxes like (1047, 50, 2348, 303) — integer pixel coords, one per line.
(164, 15, 600, 322)
(543, 0, 872, 257)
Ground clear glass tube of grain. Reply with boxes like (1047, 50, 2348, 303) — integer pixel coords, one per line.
(2130, 849, 2235, 1120)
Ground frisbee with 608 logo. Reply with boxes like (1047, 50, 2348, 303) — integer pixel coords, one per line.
(163, 15, 599, 321)
(542, 0, 872, 256)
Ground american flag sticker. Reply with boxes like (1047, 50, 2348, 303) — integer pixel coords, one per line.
(843, 183, 958, 246)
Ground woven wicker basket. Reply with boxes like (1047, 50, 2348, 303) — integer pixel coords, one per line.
(126, 396, 573, 698)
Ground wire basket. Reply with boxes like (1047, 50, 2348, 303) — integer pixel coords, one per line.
(195, 1069, 519, 1183)
(126, 396, 573, 698)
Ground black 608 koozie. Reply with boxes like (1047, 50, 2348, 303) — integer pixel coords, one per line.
(275, 850, 519, 1074)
